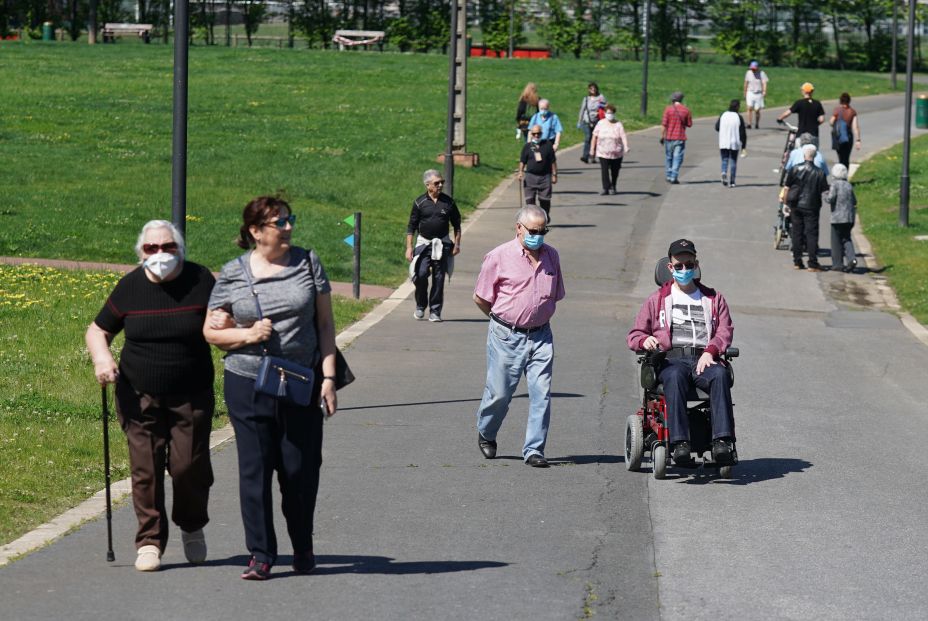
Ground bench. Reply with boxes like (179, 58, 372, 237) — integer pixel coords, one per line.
(102, 23, 153, 44)
(332, 29, 385, 51)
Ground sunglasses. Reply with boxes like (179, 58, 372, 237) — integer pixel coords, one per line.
(671, 261, 696, 271)
(142, 242, 179, 254)
(519, 222, 549, 236)
(264, 214, 297, 229)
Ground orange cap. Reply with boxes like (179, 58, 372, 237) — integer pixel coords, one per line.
(801, 82, 814, 93)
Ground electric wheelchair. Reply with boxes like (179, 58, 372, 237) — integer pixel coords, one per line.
(624, 259, 740, 479)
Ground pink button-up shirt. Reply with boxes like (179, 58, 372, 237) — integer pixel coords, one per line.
(474, 238, 566, 328)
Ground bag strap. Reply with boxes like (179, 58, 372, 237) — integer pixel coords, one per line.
(237, 256, 269, 355)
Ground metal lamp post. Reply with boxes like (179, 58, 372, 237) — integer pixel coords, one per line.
(640, 0, 652, 117)
(900, 0, 917, 228)
(444, 0, 459, 197)
(172, 0, 190, 236)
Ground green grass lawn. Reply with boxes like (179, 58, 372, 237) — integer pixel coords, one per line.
(852, 136, 928, 323)
(0, 42, 900, 546)
(0, 43, 896, 287)
(0, 262, 375, 546)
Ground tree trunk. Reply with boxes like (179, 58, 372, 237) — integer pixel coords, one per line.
(88, 0, 98, 43)
(831, 11, 843, 69)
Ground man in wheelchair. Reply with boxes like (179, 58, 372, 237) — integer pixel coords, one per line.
(626, 239, 736, 467)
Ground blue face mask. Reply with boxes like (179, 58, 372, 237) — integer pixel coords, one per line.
(523, 233, 544, 250)
(540, 110, 549, 117)
(671, 268, 696, 286)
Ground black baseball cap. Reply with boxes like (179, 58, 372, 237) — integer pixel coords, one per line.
(668, 238, 697, 257)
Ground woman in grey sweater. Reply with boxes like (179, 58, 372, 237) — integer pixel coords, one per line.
(824, 163, 858, 272)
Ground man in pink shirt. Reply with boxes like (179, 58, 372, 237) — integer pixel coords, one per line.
(473, 205, 566, 467)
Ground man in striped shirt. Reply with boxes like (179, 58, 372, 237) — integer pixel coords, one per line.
(660, 91, 693, 184)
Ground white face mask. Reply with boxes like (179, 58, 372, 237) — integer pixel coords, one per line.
(604, 112, 615, 122)
(144, 252, 181, 280)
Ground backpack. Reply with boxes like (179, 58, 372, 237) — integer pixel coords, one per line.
(832, 113, 851, 148)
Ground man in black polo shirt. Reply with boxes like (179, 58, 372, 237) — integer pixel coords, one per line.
(519, 124, 558, 221)
(406, 169, 462, 322)
(777, 82, 825, 147)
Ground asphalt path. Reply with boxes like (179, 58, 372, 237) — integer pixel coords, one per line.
(2, 92, 927, 620)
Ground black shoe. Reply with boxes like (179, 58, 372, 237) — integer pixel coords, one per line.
(712, 438, 734, 465)
(600, 190, 609, 195)
(672, 441, 693, 465)
(478, 432, 497, 459)
(241, 556, 272, 580)
(671, 179, 680, 185)
(793, 262, 805, 270)
(580, 156, 589, 163)
(525, 453, 549, 468)
(293, 551, 316, 574)
(807, 263, 823, 272)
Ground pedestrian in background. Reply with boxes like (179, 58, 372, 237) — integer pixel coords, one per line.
(85, 220, 215, 572)
(824, 163, 858, 273)
(516, 82, 539, 143)
(660, 91, 692, 184)
(784, 144, 829, 271)
(777, 82, 825, 147)
(743, 61, 768, 129)
(519, 124, 558, 220)
(715, 99, 747, 188)
(473, 205, 566, 468)
(829, 92, 862, 168)
(590, 103, 629, 195)
(529, 99, 563, 151)
(204, 196, 338, 580)
(406, 169, 462, 322)
(577, 82, 606, 164)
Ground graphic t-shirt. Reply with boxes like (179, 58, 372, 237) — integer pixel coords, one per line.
(670, 286, 708, 348)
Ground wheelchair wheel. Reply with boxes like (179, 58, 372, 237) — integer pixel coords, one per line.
(719, 465, 733, 479)
(652, 444, 667, 480)
(625, 415, 644, 471)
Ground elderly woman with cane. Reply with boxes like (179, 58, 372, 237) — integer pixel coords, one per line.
(204, 195, 338, 580)
(85, 220, 216, 572)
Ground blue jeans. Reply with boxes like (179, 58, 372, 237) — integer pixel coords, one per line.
(658, 358, 734, 444)
(476, 321, 554, 460)
(664, 139, 685, 181)
(581, 123, 593, 160)
(720, 148, 738, 184)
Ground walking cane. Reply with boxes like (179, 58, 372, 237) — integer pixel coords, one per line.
(518, 170, 524, 207)
(101, 385, 115, 562)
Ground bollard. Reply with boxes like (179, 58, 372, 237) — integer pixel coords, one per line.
(42, 21, 53, 41)
(916, 94, 928, 129)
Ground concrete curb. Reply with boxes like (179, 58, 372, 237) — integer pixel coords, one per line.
(0, 167, 519, 568)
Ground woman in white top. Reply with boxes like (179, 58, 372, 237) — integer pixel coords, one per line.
(590, 104, 630, 195)
(714, 99, 747, 188)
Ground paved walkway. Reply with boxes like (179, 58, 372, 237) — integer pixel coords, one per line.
(3, 93, 928, 620)
(0, 256, 395, 300)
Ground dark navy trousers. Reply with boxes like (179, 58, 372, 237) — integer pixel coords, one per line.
(658, 357, 734, 444)
(224, 370, 323, 565)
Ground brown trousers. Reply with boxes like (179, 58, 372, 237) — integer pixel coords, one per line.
(115, 378, 215, 551)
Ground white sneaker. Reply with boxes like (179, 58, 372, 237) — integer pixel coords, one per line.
(182, 528, 207, 564)
(428, 312, 442, 322)
(135, 545, 162, 571)
(414, 308, 425, 320)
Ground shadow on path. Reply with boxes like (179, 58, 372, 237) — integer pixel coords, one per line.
(668, 457, 813, 486)
(163, 554, 508, 577)
(339, 392, 585, 412)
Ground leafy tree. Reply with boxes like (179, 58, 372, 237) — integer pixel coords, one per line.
(241, 0, 266, 46)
